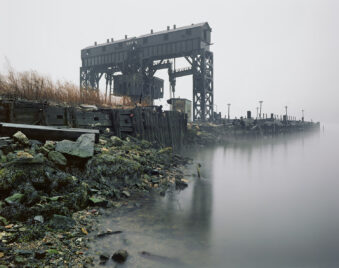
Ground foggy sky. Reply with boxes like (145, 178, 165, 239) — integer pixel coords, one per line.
(0, 0, 338, 124)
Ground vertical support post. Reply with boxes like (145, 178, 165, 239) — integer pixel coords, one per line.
(227, 103, 231, 120)
(79, 67, 102, 103)
(192, 50, 214, 121)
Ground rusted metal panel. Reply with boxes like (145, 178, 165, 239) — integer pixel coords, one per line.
(73, 109, 112, 129)
(11, 101, 45, 124)
(44, 105, 68, 126)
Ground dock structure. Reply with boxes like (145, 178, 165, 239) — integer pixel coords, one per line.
(80, 22, 214, 121)
(0, 99, 187, 150)
(0, 98, 320, 150)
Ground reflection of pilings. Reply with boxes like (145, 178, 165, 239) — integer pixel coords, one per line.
(189, 177, 213, 232)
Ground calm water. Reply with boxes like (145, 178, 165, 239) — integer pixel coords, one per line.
(89, 125, 339, 268)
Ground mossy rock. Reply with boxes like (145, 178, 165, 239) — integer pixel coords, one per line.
(5, 193, 24, 205)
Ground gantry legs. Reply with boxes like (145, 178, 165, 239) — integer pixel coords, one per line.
(191, 50, 214, 121)
(80, 49, 214, 121)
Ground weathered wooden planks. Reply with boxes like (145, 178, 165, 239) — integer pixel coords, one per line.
(0, 122, 99, 143)
(0, 99, 187, 150)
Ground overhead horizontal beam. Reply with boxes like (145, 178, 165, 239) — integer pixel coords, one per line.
(150, 62, 172, 71)
(171, 67, 193, 78)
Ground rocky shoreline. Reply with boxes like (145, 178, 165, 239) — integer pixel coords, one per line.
(0, 118, 320, 266)
(0, 131, 189, 267)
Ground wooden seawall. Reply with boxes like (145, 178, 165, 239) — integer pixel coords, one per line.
(0, 99, 187, 150)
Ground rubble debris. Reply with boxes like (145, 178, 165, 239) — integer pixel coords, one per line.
(0, 129, 189, 267)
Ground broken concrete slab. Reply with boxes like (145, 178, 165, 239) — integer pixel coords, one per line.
(56, 134, 95, 158)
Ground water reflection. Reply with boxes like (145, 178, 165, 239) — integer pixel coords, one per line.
(88, 128, 339, 268)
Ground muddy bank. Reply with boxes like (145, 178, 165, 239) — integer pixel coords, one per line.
(0, 131, 189, 267)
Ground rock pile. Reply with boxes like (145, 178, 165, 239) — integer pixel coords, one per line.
(0, 130, 188, 266)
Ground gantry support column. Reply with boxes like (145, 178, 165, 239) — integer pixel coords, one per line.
(191, 50, 214, 121)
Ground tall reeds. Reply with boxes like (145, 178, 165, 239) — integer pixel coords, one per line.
(0, 69, 144, 108)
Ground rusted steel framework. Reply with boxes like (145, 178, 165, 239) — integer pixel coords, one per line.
(80, 22, 214, 121)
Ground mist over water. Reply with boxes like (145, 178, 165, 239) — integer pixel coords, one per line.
(90, 125, 339, 268)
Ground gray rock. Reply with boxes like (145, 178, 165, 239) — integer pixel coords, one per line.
(48, 151, 67, 166)
(48, 214, 75, 230)
(56, 134, 95, 158)
(33, 215, 44, 223)
(13, 131, 29, 145)
(112, 249, 128, 263)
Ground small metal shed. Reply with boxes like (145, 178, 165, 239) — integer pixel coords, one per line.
(167, 98, 192, 122)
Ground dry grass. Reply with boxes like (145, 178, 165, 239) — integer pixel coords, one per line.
(0, 69, 149, 108)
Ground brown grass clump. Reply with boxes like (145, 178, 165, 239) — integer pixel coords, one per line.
(0, 69, 150, 108)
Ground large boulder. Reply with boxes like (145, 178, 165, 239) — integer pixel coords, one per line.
(55, 134, 95, 158)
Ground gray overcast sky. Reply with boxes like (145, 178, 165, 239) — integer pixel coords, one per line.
(0, 0, 338, 124)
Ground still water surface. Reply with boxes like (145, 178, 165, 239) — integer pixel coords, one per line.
(90, 126, 339, 268)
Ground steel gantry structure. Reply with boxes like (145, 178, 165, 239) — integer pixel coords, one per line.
(80, 22, 214, 121)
